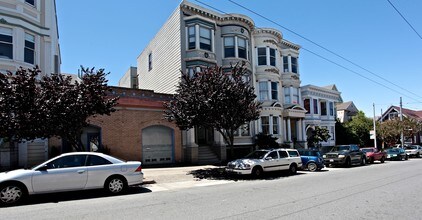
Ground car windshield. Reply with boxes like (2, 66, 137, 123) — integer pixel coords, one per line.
(387, 149, 399, 153)
(361, 148, 374, 153)
(331, 146, 350, 151)
(406, 146, 418, 150)
(244, 150, 268, 159)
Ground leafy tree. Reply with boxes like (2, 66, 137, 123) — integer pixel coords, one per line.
(335, 119, 359, 145)
(307, 126, 331, 148)
(0, 66, 118, 151)
(164, 63, 261, 156)
(378, 117, 419, 147)
(345, 111, 373, 146)
(254, 133, 279, 149)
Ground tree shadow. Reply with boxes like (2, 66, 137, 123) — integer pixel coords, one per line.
(188, 166, 305, 181)
(1, 186, 151, 208)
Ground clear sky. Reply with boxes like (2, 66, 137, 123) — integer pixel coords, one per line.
(56, 0, 422, 117)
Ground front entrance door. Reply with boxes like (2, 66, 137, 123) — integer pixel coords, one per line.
(196, 127, 214, 145)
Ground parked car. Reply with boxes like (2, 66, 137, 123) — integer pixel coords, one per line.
(386, 148, 408, 161)
(405, 145, 422, 158)
(226, 148, 302, 177)
(361, 147, 387, 163)
(297, 149, 324, 172)
(323, 144, 366, 167)
(0, 152, 143, 205)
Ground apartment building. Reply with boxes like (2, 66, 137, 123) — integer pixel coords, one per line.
(0, 0, 60, 169)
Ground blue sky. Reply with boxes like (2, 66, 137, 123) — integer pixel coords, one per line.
(56, 0, 422, 117)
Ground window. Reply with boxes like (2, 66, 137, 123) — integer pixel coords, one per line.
(199, 27, 211, 51)
(261, 116, 270, 134)
(278, 150, 288, 158)
(321, 101, 327, 116)
(313, 99, 318, 114)
(267, 151, 279, 159)
(224, 37, 235, 58)
(283, 56, 289, 72)
(148, 53, 152, 71)
(330, 126, 335, 140)
(291, 57, 298, 73)
(292, 88, 299, 104)
(87, 155, 112, 166)
(288, 150, 299, 157)
(284, 87, 291, 104)
(257, 48, 266, 65)
(304, 99, 310, 113)
(237, 37, 246, 59)
(46, 155, 87, 169)
(25, 0, 35, 6)
(0, 27, 13, 59)
(188, 26, 196, 50)
(272, 116, 279, 134)
(329, 102, 334, 116)
(24, 33, 35, 64)
(271, 82, 278, 101)
(269, 48, 276, 66)
(259, 81, 268, 100)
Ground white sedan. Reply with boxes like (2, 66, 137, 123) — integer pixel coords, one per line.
(0, 152, 143, 205)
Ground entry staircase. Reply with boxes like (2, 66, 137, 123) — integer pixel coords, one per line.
(198, 145, 221, 165)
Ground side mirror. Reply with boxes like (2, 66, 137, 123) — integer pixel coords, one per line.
(265, 157, 273, 161)
(37, 164, 48, 171)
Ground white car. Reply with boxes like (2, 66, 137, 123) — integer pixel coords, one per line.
(226, 148, 302, 177)
(405, 145, 422, 158)
(0, 152, 143, 205)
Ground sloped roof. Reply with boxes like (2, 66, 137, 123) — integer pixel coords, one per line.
(323, 84, 338, 91)
(382, 105, 422, 121)
(336, 101, 358, 113)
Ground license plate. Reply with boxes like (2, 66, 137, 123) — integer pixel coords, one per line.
(330, 159, 334, 162)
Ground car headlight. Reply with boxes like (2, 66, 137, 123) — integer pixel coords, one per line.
(323, 155, 326, 158)
(236, 163, 251, 170)
(338, 155, 345, 158)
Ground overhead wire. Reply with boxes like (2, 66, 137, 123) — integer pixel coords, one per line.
(193, 0, 422, 103)
(387, 0, 422, 40)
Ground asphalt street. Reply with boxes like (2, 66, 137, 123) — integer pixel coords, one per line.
(1, 159, 422, 220)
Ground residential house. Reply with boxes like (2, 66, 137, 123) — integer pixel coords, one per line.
(0, 0, 60, 169)
(124, 1, 342, 163)
(336, 101, 358, 123)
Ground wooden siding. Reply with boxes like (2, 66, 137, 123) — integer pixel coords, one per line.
(137, 6, 182, 94)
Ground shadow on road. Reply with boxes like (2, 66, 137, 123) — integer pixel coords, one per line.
(188, 167, 306, 181)
(1, 186, 151, 208)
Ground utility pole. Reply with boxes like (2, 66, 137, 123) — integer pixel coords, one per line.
(373, 103, 378, 149)
(400, 97, 404, 148)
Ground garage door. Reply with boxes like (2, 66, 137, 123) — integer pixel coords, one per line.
(142, 126, 174, 165)
(27, 140, 47, 167)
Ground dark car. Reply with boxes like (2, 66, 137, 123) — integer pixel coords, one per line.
(386, 148, 408, 161)
(298, 149, 324, 172)
(323, 144, 366, 167)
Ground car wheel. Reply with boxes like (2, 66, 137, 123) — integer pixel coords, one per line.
(369, 157, 374, 164)
(105, 176, 127, 194)
(289, 164, 297, 175)
(345, 157, 352, 168)
(0, 183, 26, 205)
(361, 156, 366, 166)
(416, 153, 420, 158)
(380, 157, 385, 163)
(251, 166, 263, 178)
(405, 155, 409, 160)
(307, 162, 317, 172)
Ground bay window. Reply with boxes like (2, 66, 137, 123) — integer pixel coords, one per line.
(261, 116, 280, 135)
(283, 56, 288, 72)
(269, 48, 276, 66)
(259, 81, 269, 100)
(224, 37, 235, 58)
(257, 48, 266, 65)
(24, 33, 35, 64)
(0, 27, 13, 60)
(321, 101, 327, 116)
(199, 27, 211, 51)
(313, 99, 319, 114)
(291, 57, 298, 73)
(271, 82, 278, 101)
(188, 26, 195, 50)
(284, 87, 291, 104)
(237, 37, 246, 59)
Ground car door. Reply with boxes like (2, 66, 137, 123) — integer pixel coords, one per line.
(278, 150, 291, 171)
(85, 155, 115, 189)
(32, 155, 88, 193)
(263, 151, 280, 172)
(350, 145, 360, 163)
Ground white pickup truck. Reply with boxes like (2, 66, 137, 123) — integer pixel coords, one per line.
(226, 148, 302, 178)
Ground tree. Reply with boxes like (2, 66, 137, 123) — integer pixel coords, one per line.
(307, 126, 331, 148)
(335, 119, 359, 145)
(164, 63, 261, 156)
(254, 133, 279, 149)
(345, 111, 373, 146)
(0, 66, 118, 151)
(378, 117, 419, 147)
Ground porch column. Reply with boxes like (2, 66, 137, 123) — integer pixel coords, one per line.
(287, 118, 291, 142)
(297, 119, 302, 142)
(282, 119, 286, 142)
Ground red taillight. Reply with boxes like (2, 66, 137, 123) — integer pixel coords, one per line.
(135, 165, 142, 172)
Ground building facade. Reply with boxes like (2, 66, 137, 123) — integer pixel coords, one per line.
(126, 1, 342, 163)
(0, 0, 61, 169)
(336, 101, 358, 123)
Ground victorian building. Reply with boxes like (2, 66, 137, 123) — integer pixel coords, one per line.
(120, 1, 342, 164)
(0, 0, 60, 169)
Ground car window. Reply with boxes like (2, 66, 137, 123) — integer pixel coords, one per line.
(288, 150, 299, 157)
(46, 155, 87, 169)
(87, 155, 113, 166)
(267, 151, 279, 159)
(278, 151, 288, 158)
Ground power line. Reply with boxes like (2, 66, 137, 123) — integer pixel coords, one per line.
(387, 0, 422, 40)
(224, 0, 422, 102)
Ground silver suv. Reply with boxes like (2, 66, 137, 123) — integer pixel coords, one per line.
(226, 148, 302, 177)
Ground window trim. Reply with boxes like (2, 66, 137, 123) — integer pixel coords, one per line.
(24, 32, 35, 64)
(224, 36, 235, 58)
(199, 26, 212, 51)
(257, 47, 267, 66)
(0, 27, 13, 60)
